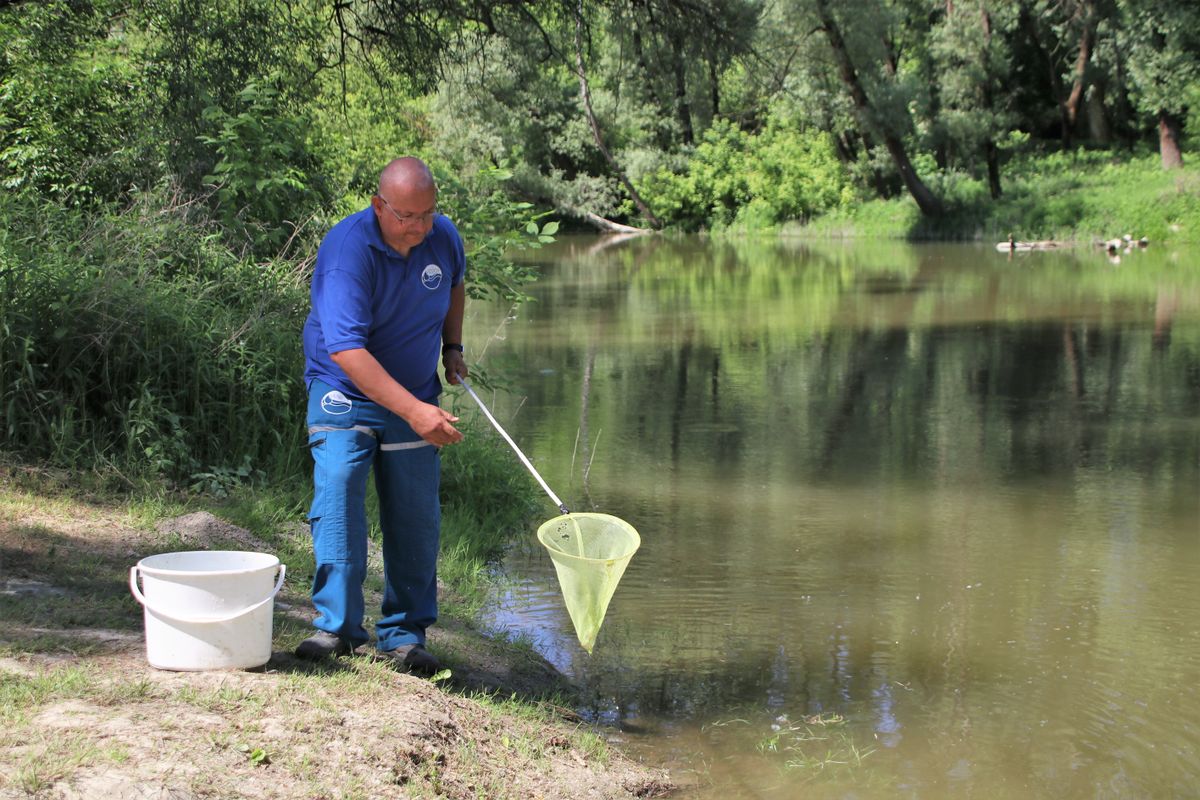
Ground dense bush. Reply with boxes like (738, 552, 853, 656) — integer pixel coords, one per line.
(641, 117, 851, 230)
(0, 188, 310, 487)
(198, 77, 335, 256)
(0, 0, 158, 204)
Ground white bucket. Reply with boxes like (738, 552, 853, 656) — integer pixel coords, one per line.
(129, 550, 285, 671)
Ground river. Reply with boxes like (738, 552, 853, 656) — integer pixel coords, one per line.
(462, 234, 1200, 799)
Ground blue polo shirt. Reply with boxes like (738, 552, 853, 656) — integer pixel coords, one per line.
(303, 207, 466, 403)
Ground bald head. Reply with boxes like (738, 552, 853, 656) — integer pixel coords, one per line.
(379, 157, 436, 197)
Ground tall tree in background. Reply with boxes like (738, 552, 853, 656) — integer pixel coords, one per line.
(573, 0, 661, 227)
(325, 0, 760, 226)
(932, 0, 1015, 198)
(810, 0, 943, 216)
(1010, 0, 1114, 148)
(611, 0, 760, 145)
(1059, 0, 1102, 142)
(1117, 0, 1198, 169)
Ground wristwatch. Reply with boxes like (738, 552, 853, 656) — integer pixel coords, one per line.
(442, 343, 464, 353)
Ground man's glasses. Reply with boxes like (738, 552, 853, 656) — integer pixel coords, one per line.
(378, 196, 437, 227)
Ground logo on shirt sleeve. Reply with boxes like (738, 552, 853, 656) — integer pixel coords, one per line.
(421, 264, 444, 290)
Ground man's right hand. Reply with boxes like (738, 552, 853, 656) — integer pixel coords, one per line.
(330, 347, 463, 446)
(408, 401, 463, 447)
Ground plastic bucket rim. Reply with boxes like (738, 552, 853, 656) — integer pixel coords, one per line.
(536, 512, 640, 563)
(136, 550, 281, 579)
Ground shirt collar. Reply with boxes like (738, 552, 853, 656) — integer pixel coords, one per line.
(360, 206, 393, 254)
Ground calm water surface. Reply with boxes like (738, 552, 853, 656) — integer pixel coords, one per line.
(459, 236, 1200, 799)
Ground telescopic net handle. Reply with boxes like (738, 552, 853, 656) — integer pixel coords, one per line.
(457, 375, 570, 515)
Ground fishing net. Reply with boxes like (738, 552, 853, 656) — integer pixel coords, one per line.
(537, 513, 640, 653)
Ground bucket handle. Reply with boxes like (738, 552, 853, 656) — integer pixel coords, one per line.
(129, 564, 286, 624)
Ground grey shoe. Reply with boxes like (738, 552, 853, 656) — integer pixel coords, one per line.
(383, 643, 442, 676)
(295, 630, 353, 660)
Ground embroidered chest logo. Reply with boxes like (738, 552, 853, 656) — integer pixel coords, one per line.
(320, 390, 353, 415)
(421, 264, 443, 290)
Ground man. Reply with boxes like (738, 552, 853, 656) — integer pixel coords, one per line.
(296, 157, 467, 674)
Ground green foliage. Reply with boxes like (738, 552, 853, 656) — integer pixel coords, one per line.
(198, 77, 333, 254)
(928, 1, 1017, 173)
(308, 69, 428, 212)
(436, 165, 555, 305)
(642, 117, 850, 230)
(439, 416, 541, 564)
(137, 0, 325, 193)
(436, 414, 542, 614)
(0, 188, 309, 486)
(1117, 0, 1200, 118)
(430, 38, 628, 219)
(0, 0, 156, 203)
(803, 150, 1200, 242)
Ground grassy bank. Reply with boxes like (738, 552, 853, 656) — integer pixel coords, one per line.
(0, 463, 672, 799)
(790, 151, 1200, 244)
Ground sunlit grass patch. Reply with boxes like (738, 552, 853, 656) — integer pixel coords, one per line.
(11, 730, 103, 794)
(469, 687, 609, 767)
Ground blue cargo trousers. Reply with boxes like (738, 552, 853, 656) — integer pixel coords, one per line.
(306, 379, 440, 652)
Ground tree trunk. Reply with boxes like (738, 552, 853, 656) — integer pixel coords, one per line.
(630, 25, 663, 112)
(985, 139, 1002, 199)
(1019, 8, 1070, 147)
(1159, 110, 1184, 169)
(814, 0, 943, 216)
(1063, 1, 1096, 133)
(1086, 80, 1111, 143)
(581, 211, 652, 233)
(929, 80, 948, 170)
(574, 0, 662, 227)
(670, 32, 694, 145)
(708, 59, 720, 119)
(926, 5, 947, 169)
(859, 130, 897, 197)
(980, 5, 1001, 198)
(834, 130, 858, 163)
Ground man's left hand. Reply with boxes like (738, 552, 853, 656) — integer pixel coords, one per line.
(444, 351, 467, 385)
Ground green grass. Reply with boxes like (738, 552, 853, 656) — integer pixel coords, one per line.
(0, 187, 310, 488)
(794, 150, 1200, 244)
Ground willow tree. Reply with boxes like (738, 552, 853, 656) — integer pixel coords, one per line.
(808, 0, 943, 216)
(319, 0, 759, 227)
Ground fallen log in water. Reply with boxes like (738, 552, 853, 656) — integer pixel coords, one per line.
(581, 211, 653, 235)
(995, 236, 1069, 252)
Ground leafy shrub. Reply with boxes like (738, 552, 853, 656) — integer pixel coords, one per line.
(0, 188, 308, 485)
(199, 77, 334, 256)
(641, 117, 850, 231)
(0, 0, 157, 204)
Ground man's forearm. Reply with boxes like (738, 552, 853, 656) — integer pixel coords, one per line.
(442, 282, 465, 345)
(329, 348, 422, 422)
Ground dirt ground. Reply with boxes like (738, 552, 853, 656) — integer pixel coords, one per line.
(0, 473, 675, 799)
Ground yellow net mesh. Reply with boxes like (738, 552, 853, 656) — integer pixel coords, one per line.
(537, 513, 640, 653)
